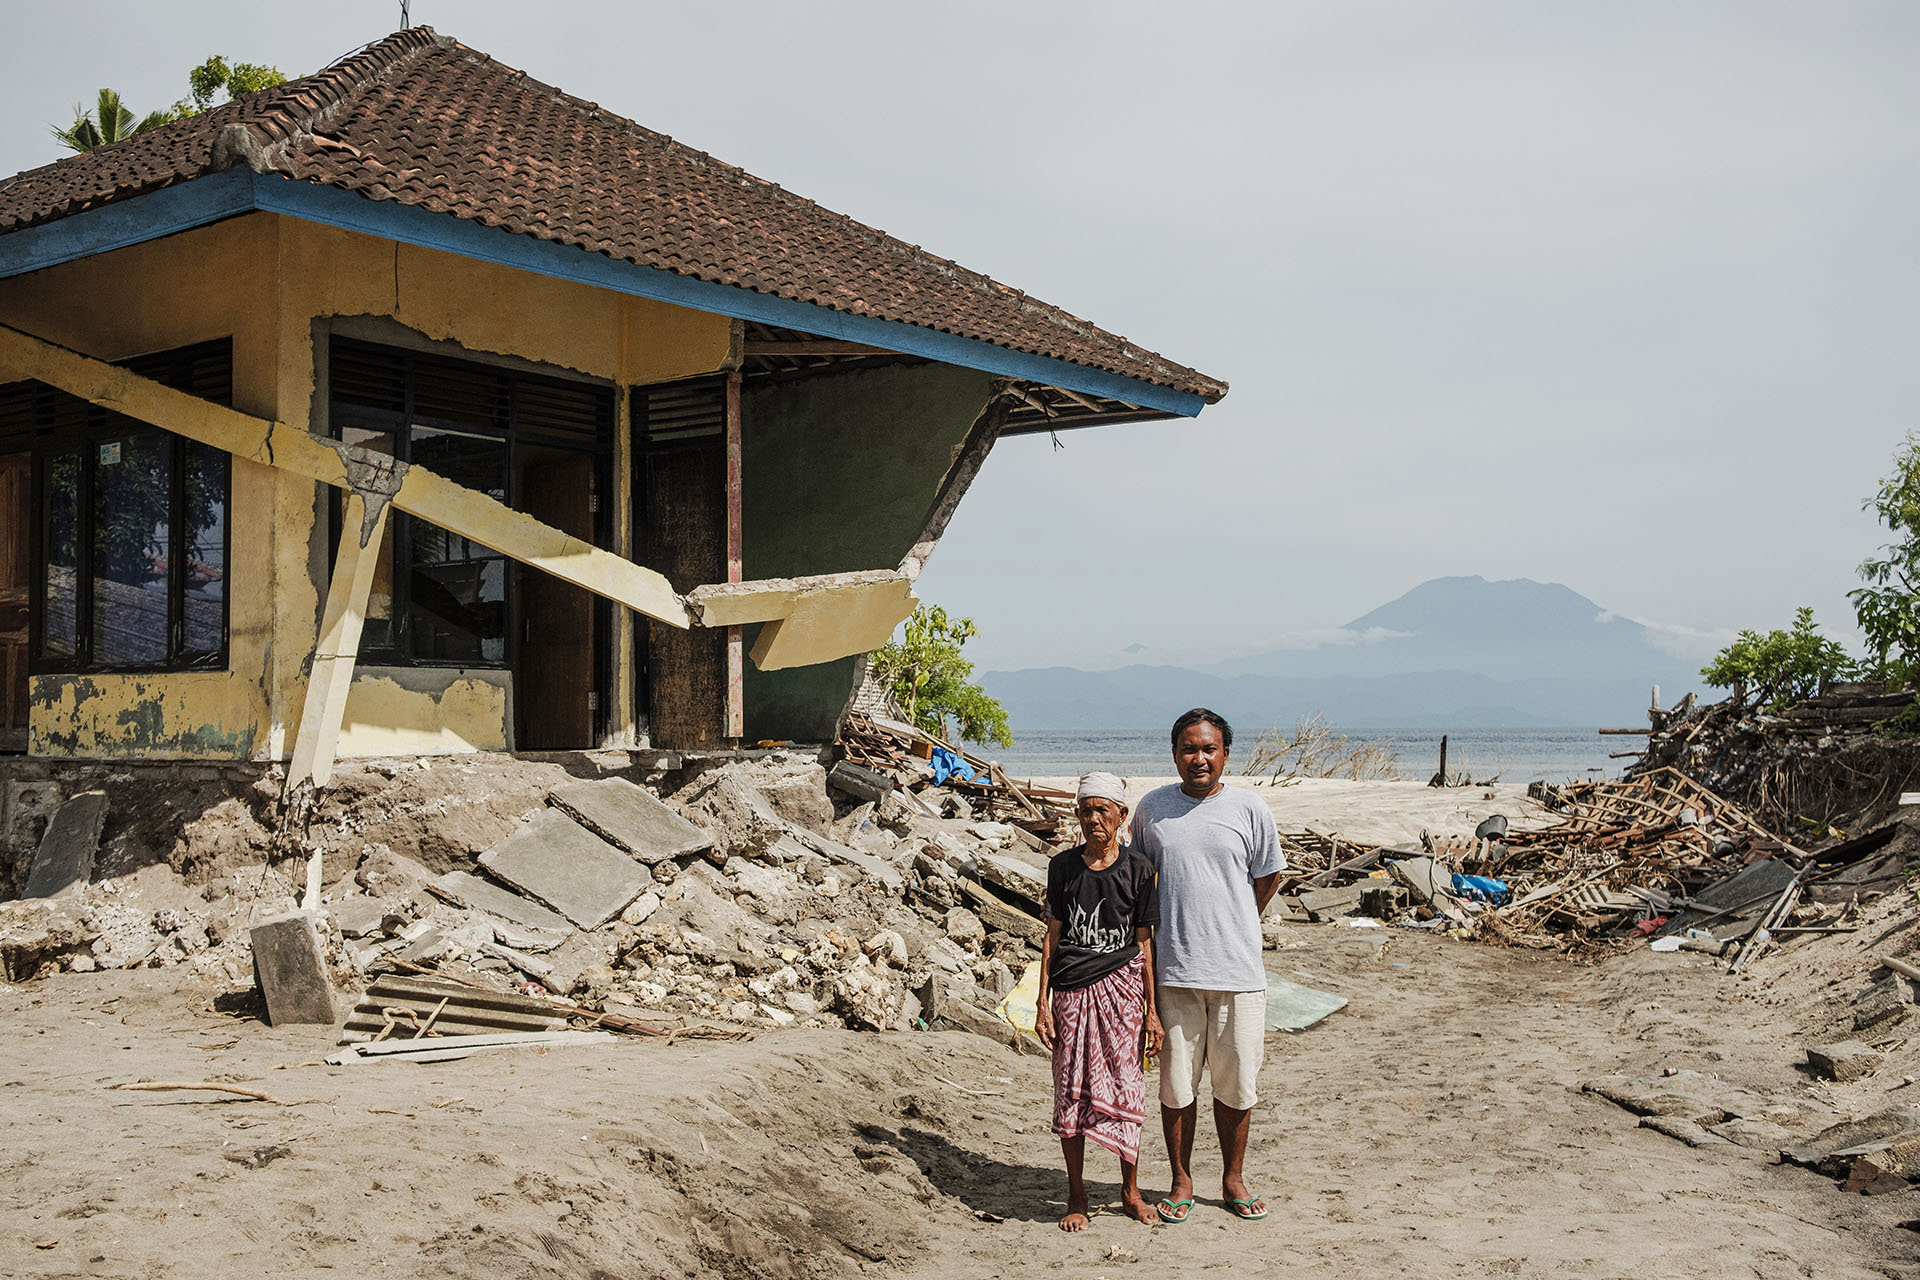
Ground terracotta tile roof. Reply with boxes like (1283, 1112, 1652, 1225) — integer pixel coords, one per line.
(0, 29, 1225, 403)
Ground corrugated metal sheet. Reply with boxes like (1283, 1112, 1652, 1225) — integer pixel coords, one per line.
(340, 974, 569, 1043)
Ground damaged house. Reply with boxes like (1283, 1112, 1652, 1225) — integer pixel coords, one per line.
(0, 26, 1225, 786)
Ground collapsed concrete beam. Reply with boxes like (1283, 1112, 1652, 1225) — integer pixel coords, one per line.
(0, 320, 932, 678)
(0, 321, 690, 629)
(687, 570, 917, 671)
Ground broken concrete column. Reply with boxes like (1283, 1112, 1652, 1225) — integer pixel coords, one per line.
(23, 791, 108, 899)
(1807, 1041, 1884, 1083)
(249, 911, 337, 1026)
(828, 761, 895, 805)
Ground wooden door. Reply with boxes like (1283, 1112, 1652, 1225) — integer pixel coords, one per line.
(640, 439, 727, 750)
(0, 454, 27, 751)
(516, 454, 596, 749)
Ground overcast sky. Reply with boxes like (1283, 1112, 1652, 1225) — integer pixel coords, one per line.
(4, 1, 1914, 671)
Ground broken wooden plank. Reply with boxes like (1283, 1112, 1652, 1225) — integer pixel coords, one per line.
(325, 1030, 616, 1065)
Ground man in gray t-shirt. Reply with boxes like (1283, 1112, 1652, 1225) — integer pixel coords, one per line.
(1130, 708, 1284, 1225)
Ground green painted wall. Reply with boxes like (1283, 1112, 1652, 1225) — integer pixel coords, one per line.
(741, 362, 994, 741)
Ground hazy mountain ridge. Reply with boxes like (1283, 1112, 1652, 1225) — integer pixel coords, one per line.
(982, 576, 1706, 731)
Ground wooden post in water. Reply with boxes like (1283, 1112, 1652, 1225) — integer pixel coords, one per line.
(1428, 734, 1449, 788)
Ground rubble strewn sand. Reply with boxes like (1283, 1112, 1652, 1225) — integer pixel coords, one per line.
(2, 748, 1919, 1275)
(3, 911, 1914, 1277)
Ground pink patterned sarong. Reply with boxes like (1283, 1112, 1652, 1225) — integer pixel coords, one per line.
(1050, 952, 1148, 1162)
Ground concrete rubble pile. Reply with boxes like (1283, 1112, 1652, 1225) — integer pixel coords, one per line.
(1, 749, 1059, 1052)
(322, 751, 1058, 1045)
(0, 781, 291, 985)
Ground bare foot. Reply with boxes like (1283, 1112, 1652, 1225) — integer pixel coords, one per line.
(1120, 1190, 1158, 1225)
(1059, 1207, 1092, 1232)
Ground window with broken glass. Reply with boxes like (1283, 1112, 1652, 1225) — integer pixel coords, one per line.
(325, 337, 613, 668)
(0, 340, 232, 673)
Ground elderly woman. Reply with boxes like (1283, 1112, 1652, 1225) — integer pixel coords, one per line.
(1036, 771, 1163, 1231)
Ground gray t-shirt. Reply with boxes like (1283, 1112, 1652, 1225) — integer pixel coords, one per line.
(1130, 783, 1285, 993)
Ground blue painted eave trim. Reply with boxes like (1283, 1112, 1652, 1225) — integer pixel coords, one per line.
(0, 168, 1211, 417)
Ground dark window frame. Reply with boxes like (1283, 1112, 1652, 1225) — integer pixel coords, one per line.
(12, 340, 234, 676)
(325, 337, 615, 737)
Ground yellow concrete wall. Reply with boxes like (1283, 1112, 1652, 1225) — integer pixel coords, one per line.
(0, 211, 735, 760)
(1, 215, 284, 759)
(337, 672, 512, 757)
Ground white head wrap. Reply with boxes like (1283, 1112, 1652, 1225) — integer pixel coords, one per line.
(1075, 771, 1128, 807)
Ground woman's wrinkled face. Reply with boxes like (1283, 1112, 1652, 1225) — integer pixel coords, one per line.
(1077, 796, 1128, 847)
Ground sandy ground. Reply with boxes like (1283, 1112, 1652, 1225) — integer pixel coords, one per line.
(1032, 775, 1552, 847)
(5, 919, 1915, 1278)
(4, 777, 1916, 1278)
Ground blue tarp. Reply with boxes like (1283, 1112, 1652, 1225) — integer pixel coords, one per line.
(1450, 873, 1509, 905)
(929, 747, 982, 787)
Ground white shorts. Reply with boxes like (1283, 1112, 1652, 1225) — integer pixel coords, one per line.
(1157, 986, 1265, 1111)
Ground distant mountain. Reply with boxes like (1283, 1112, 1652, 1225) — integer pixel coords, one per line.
(1209, 576, 1676, 681)
(981, 576, 1707, 731)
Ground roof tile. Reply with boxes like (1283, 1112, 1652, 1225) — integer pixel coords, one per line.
(0, 28, 1224, 402)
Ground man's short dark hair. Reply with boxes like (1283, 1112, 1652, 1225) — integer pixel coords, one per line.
(1170, 707, 1232, 752)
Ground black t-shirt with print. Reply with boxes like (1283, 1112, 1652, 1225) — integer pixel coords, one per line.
(1043, 844, 1159, 992)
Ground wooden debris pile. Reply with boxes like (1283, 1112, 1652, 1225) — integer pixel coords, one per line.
(836, 712, 1076, 842)
(1471, 768, 1798, 948)
(1618, 682, 1920, 826)
(1270, 768, 1897, 960)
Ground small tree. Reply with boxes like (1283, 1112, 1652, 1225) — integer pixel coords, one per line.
(869, 604, 1013, 748)
(176, 56, 287, 116)
(1701, 607, 1856, 707)
(1851, 433, 1920, 688)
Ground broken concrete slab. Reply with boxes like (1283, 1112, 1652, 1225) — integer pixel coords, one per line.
(957, 878, 1044, 945)
(976, 853, 1046, 908)
(1388, 856, 1456, 906)
(1299, 883, 1366, 920)
(1808, 1040, 1884, 1083)
(491, 919, 570, 953)
(431, 870, 574, 935)
(548, 778, 712, 865)
(1640, 1115, 1734, 1148)
(827, 760, 895, 804)
(327, 894, 387, 939)
(23, 790, 108, 899)
(1854, 974, 1912, 1031)
(479, 810, 653, 930)
(676, 769, 787, 858)
(249, 911, 337, 1026)
(1783, 1108, 1920, 1176)
(0, 897, 97, 981)
(784, 825, 905, 893)
(933, 991, 1021, 1050)
(1582, 1070, 1762, 1127)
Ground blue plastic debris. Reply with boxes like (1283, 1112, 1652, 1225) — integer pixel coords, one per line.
(1450, 873, 1509, 905)
(929, 747, 983, 787)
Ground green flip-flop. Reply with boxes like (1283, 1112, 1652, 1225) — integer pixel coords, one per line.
(1228, 1196, 1269, 1221)
(1154, 1197, 1194, 1225)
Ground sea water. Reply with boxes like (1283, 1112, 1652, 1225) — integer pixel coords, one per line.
(978, 726, 1622, 785)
